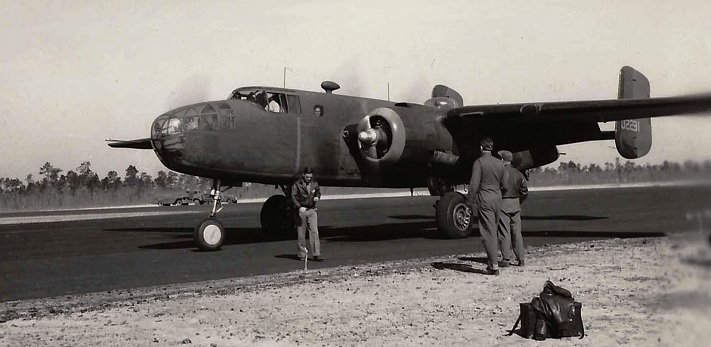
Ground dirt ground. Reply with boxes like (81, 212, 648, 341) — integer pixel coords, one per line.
(1, 231, 710, 347)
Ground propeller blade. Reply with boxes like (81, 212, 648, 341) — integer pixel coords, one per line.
(367, 145, 378, 159)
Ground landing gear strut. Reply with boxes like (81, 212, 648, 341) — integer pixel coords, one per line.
(194, 179, 226, 251)
(260, 184, 295, 238)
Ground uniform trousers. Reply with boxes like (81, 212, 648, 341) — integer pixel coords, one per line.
(297, 208, 320, 258)
(477, 193, 502, 271)
(499, 198, 524, 263)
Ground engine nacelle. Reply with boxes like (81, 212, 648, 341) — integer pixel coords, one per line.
(351, 107, 448, 187)
(512, 147, 560, 172)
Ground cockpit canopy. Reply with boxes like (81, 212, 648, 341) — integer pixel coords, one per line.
(152, 87, 305, 138)
(228, 87, 301, 114)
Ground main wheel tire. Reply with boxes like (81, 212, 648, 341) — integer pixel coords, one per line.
(194, 218, 225, 251)
(436, 192, 473, 238)
(260, 195, 295, 238)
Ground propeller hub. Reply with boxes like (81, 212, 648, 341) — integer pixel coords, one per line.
(358, 129, 378, 146)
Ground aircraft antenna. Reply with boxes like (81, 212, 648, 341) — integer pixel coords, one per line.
(283, 67, 286, 88)
(388, 82, 390, 101)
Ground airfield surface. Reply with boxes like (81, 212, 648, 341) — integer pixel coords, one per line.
(1, 232, 709, 346)
(1, 184, 710, 346)
(3, 185, 710, 301)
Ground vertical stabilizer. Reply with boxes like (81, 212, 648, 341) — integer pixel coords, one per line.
(615, 66, 652, 159)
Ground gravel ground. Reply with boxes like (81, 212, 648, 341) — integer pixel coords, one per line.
(1, 231, 710, 346)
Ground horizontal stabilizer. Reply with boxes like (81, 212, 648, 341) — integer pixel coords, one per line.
(106, 138, 153, 149)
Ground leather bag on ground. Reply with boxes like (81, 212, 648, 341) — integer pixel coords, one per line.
(509, 280, 584, 340)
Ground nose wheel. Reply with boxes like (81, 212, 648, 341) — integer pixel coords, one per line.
(194, 179, 228, 251)
(194, 217, 225, 251)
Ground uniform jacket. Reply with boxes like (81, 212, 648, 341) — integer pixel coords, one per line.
(291, 177, 321, 209)
(501, 163, 529, 213)
(467, 151, 505, 208)
(502, 164, 528, 199)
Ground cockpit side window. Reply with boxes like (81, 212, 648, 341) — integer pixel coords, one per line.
(287, 95, 301, 115)
(266, 92, 286, 113)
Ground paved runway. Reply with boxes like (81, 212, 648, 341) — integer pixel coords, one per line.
(1, 185, 709, 302)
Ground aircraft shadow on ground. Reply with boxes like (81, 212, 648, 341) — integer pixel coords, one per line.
(109, 221, 440, 250)
(108, 219, 664, 250)
(388, 215, 435, 220)
(518, 230, 665, 238)
(522, 215, 608, 221)
(387, 214, 608, 222)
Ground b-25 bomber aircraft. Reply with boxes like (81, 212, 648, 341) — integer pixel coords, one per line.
(109, 66, 711, 251)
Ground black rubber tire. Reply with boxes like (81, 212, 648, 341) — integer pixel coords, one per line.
(194, 218, 225, 251)
(435, 192, 473, 238)
(260, 195, 295, 238)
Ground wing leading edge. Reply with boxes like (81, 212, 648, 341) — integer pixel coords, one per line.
(446, 93, 711, 124)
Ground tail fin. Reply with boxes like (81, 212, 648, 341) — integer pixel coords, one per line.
(614, 66, 652, 159)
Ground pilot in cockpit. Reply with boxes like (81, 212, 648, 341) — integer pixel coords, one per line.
(267, 94, 282, 113)
(249, 90, 268, 109)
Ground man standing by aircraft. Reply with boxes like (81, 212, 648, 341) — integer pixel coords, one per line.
(497, 150, 528, 267)
(467, 137, 506, 275)
(292, 167, 323, 262)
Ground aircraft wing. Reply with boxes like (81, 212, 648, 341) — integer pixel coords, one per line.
(446, 93, 711, 123)
(443, 93, 711, 152)
(106, 138, 153, 149)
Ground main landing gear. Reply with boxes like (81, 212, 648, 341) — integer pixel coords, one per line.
(435, 191, 473, 239)
(193, 181, 296, 251)
(260, 185, 296, 238)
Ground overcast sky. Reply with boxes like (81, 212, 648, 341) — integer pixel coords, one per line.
(1, 0, 709, 180)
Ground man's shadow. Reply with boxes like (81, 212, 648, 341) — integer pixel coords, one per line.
(431, 261, 489, 274)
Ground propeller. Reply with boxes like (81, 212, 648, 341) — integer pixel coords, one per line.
(357, 115, 392, 159)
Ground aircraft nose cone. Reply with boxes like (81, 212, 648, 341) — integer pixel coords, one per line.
(358, 129, 377, 145)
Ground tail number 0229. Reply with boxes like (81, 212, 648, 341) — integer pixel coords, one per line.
(620, 119, 639, 132)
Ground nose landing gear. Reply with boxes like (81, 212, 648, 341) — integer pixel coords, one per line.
(194, 179, 227, 251)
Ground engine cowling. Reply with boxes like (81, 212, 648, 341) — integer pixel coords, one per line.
(356, 108, 406, 165)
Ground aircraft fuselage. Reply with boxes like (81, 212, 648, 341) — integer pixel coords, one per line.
(150, 86, 455, 188)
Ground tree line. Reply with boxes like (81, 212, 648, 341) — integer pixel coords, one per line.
(1, 158, 710, 211)
(526, 158, 711, 186)
(0, 162, 214, 195)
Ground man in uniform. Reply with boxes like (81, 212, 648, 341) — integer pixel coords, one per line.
(291, 167, 323, 261)
(467, 137, 506, 275)
(497, 150, 528, 267)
